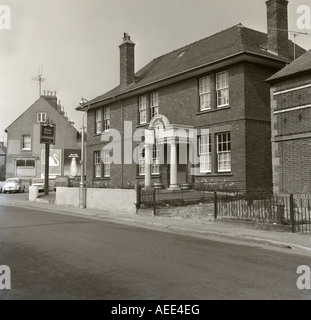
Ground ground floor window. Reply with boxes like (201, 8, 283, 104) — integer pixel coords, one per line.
(217, 132, 231, 172)
(103, 150, 111, 177)
(199, 134, 211, 173)
(152, 145, 160, 175)
(16, 159, 36, 177)
(138, 146, 145, 176)
(94, 151, 101, 178)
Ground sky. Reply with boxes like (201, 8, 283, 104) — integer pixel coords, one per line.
(1, 0, 310, 144)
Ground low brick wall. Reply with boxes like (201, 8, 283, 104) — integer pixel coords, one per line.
(56, 187, 136, 214)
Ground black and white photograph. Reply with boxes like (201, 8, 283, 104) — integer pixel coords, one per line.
(0, 0, 311, 305)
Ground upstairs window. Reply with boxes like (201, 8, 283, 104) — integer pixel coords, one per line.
(104, 107, 110, 131)
(199, 134, 211, 173)
(150, 92, 159, 118)
(139, 96, 147, 124)
(22, 135, 31, 150)
(37, 112, 47, 123)
(95, 109, 102, 134)
(216, 71, 229, 107)
(199, 76, 211, 111)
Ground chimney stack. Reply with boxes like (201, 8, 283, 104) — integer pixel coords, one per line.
(266, 0, 289, 59)
(43, 90, 58, 110)
(119, 33, 135, 89)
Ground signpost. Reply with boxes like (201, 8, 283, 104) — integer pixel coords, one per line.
(40, 120, 56, 195)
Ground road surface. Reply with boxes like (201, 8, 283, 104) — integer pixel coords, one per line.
(0, 204, 310, 300)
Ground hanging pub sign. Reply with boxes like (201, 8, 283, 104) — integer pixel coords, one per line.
(40, 121, 56, 145)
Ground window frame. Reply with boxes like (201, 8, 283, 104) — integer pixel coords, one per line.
(216, 71, 229, 108)
(37, 112, 47, 123)
(139, 95, 147, 124)
(199, 134, 212, 173)
(138, 146, 145, 176)
(95, 109, 102, 134)
(94, 151, 102, 178)
(150, 92, 159, 119)
(103, 149, 111, 178)
(151, 144, 160, 175)
(103, 107, 110, 132)
(22, 135, 31, 150)
(217, 132, 231, 172)
(199, 76, 212, 111)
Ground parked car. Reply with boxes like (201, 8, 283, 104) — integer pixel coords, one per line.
(54, 176, 70, 191)
(31, 178, 45, 192)
(3, 178, 25, 193)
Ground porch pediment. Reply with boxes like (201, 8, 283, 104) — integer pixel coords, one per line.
(147, 114, 194, 144)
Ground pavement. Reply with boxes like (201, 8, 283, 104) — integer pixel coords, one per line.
(0, 192, 310, 256)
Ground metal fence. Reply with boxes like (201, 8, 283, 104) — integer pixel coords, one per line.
(137, 186, 214, 211)
(215, 193, 311, 234)
(137, 187, 311, 234)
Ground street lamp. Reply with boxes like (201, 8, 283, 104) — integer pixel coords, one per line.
(79, 97, 90, 208)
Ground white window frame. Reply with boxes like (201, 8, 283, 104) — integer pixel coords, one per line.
(199, 134, 211, 173)
(104, 107, 110, 132)
(199, 76, 211, 111)
(138, 146, 145, 176)
(94, 151, 101, 178)
(139, 96, 147, 124)
(37, 112, 47, 123)
(216, 71, 229, 108)
(150, 92, 159, 118)
(217, 132, 231, 172)
(103, 150, 111, 178)
(151, 145, 160, 175)
(95, 109, 102, 134)
(22, 135, 31, 150)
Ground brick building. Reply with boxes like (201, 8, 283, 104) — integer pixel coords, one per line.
(5, 92, 81, 187)
(0, 142, 6, 181)
(78, 0, 305, 192)
(267, 49, 311, 194)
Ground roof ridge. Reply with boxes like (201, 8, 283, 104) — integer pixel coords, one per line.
(149, 23, 248, 63)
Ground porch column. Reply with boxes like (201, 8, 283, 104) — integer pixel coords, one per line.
(168, 139, 180, 190)
(144, 144, 152, 188)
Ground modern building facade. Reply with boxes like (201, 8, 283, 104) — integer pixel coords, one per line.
(268, 49, 311, 194)
(5, 92, 81, 186)
(78, 0, 305, 192)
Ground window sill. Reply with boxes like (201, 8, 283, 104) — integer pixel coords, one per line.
(136, 123, 149, 128)
(93, 177, 111, 181)
(21, 149, 32, 152)
(195, 173, 232, 177)
(196, 106, 230, 115)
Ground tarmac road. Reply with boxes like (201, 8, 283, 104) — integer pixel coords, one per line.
(0, 204, 310, 300)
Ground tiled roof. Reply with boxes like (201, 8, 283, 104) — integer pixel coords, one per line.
(86, 24, 305, 106)
(267, 49, 311, 82)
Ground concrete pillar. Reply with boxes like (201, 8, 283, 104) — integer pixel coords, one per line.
(144, 144, 152, 188)
(168, 139, 180, 190)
